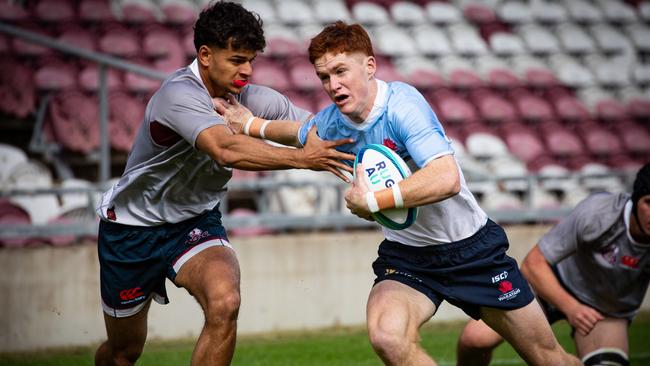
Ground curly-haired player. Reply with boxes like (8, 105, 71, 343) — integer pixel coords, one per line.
(94, 2, 354, 365)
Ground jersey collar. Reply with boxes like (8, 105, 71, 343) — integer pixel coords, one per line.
(189, 59, 209, 92)
(624, 200, 644, 246)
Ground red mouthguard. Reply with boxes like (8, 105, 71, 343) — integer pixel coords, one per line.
(233, 80, 248, 87)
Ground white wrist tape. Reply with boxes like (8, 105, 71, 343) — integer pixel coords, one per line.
(243, 116, 255, 136)
(259, 120, 271, 139)
(392, 184, 404, 208)
(365, 191, 380, 213)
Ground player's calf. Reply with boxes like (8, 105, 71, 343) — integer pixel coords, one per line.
(582, 348, 629, 366)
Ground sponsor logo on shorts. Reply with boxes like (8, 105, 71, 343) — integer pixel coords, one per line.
(383, 268, 423, 283)
(496, 280, 521, 301)
(119, 287, 145, 304)
(185, 228, 209, 245)
(491, 271, 508, 283)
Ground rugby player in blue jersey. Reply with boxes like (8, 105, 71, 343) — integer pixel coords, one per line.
(94, 3, 355, 366)
(214, 21, 580, 366)
(457, 163, 650, 366)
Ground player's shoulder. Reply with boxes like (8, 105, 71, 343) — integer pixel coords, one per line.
(386, 81, 427, 106)
(574, 192, 629, 241)
(157, 69, 207, 105)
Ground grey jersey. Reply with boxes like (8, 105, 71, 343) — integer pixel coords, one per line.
(97, 60, 311, 226)
(539, 192, 650, 318)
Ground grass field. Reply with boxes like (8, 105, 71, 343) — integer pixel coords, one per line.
(2, 312, 650, 366)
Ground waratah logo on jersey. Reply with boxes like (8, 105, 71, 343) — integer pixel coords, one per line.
(597, 244, 619, 266)
(186, 228, 209, 245)
(383, 138, 398, 151)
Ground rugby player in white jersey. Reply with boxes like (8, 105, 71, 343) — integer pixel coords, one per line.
(94, 3, 355, 366)
(457, 163, 650, 366)
(214, 21, 581, 366)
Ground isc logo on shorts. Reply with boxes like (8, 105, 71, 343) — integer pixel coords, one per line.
(491, 271, 508, 283)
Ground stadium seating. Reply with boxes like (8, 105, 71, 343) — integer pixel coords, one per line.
(1, 0, 650, 243)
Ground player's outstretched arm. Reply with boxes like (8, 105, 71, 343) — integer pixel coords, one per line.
(213, 95, 303, 147)
(196, 123, 355, 182)
(521, 245, 604, 336)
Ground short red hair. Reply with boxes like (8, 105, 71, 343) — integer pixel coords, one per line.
(308, 21, 374, 64)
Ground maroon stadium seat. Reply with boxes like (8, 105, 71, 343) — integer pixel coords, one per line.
(160, 0, 197, 25)
(523, 68, 561, 89)
(57, 26, 97, 51)
(250, 59, 292, 93)
(0, 1, 31, 21)
(0, 58, 36, 118)
(98, 25, 140, 58)
(287, 57, 322, 92)
(474, 92, 518, 124)
(576, 123, 624, 158)
(283, 90, 316, 113)
(11, 23, 53, 57)
(78, 0, 116, 23)
(78, 63, 124, 92)
(503, 127, 546, 163)
(47, 91, 99, 153)
(34, 58, 78, 91)
(33, 0, 76, 23)
(552, 95, 591, 122)
(463, 3, 498, 25)
(616, 121, 650, 156)
(540, 123, 586, 158)
(486, 68, 522, 90)
(405, 69, 446, 92)
(448, 69, 484, 90)
(0, 199, 32, 248)
(120, 0, 160, 24)
(594, 99, 628, 122)
(513, 94, 556, 122)
(627, 97, 650, 120)
(437, 95, 479, 125)
(109, 92, 145, 152)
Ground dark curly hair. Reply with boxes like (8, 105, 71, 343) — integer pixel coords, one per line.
(633, 163, 650, 210)
(193, 1, 265, 53)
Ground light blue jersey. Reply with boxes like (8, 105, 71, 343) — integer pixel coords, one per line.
(299, 80, 488, 246)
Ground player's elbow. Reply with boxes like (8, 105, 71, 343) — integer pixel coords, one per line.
(210, 147, 239, 167)
(442, 170, 461, 198)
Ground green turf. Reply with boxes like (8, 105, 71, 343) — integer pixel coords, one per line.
(2, 313, 649, 366)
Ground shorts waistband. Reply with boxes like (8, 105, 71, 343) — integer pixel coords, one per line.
(382, 219, 495, 254)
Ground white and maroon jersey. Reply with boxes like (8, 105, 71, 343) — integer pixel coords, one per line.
(539, 192, 650, 318)
(97, 60, 310, 226)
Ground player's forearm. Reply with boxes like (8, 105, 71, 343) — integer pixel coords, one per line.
(521, 246, 580, 313)
(370, 154, 460, 211)
(244, 117, 302, 147)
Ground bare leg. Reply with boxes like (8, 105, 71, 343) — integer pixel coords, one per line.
(481, 300, 582, 366)
(366, 280, 437, 366)
(574, 317, 628, 360)
(456, 319, 504, 366)
(175, 246, 240, 366)
(95, 300, 151, 366)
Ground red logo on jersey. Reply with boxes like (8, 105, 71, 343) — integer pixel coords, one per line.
(120, 287, 144, 301)
(621, 255, 639, 269)
(383, 138, 397, 151)
(498, 280, 513, 293)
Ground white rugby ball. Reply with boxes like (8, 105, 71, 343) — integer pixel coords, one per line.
(354, 144, 417, 230)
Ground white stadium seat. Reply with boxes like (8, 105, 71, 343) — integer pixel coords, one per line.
(351, 1, 390, 26)
(448, 23, 488, 56)
(563, 0, 604, 24)
(589, 24, 634, 55)
(530, 1, 568, 24)
(497, 1, 533, 24)
(311, 0, 351, 24)
(595, 0, 637, 24)
(425, 2, 462, 25)
(276, 0, 315, 25)
(548, 54, 596, 88)
(390, 1, 427, 26)
(517, 24, 561, 55)
(489, 32, 526, 56)
(242, 0, 278, 23)
(375, 25, 419, 57)
(554, 23, 597, 55)
(411, 24, 454, 57)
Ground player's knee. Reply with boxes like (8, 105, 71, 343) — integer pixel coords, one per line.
(458, 323, 502, 350)
(204, 290, 241, 324)
(368, 322, 409, 357)
(96, 341, 144, 366)
(582, 348, 629, 366)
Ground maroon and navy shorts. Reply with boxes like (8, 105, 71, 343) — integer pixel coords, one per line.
(372, 219, 534, 320)
(98, 205, 231, 318)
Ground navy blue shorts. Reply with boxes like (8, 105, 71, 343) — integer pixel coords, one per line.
(372, 219, 534, 320)
(98, 205, 231, 317)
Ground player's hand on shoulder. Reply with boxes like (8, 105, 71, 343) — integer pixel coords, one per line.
(213, 94, 251, 134)
(345, 164, 374, 221)
(301, 126, 355, 182)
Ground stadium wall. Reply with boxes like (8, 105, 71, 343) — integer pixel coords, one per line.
(2, 225, 649, 352)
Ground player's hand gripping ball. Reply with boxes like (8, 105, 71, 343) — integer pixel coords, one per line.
(354, 144, 417, 230)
